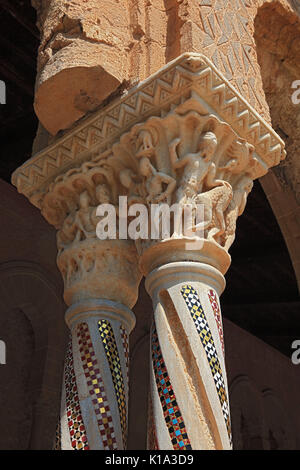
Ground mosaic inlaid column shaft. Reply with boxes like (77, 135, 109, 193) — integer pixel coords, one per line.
(58, 299, 133, 450)
(145, 261, 231, 450)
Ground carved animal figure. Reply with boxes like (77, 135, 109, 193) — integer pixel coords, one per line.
(136, 129, 156, 158)
(193, 181, 233, 243)
(220, 139, 253, 176)
(221, 176, 253, 250)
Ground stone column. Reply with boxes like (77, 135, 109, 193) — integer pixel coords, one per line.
(57, 237, 141, 450)
(144, 261, 230, 450)
(19, 164, 141, 449)
(60, 299, 134, 450)
(108, 55, 286, 450)
(12, 53, 286, 450)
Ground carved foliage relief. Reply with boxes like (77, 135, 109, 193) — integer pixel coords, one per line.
(39, 100, 277, 262)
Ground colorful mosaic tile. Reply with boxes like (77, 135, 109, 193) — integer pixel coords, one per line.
(181, 285, 232, 443)
(120, 324, 129, 386)
(77, 322, 117, 450)
(208, 289, 225, 356)
(152, 325, 192, 450)
(98, 320, 127, 448)
(65, 336, 89, 450)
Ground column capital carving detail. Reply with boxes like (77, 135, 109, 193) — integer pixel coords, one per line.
(12, 52, 286, 281)
(12, 52, 285, 200)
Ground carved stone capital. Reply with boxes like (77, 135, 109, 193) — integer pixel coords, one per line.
(58, 238, 141, 307)
(111, 106, 263, 275)
(11, 51, 287, 452)
(12, 53, 286, 280)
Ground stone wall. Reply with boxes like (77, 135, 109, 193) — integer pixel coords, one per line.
(0, 179, 67, 449)
(31, 0, 300, 136)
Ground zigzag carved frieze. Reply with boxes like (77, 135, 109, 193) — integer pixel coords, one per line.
(12, 53, 285, 204)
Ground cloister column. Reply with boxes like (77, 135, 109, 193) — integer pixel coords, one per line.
(12, 53, 286, 450)
(108, 54, 286, 450)
(57, 236, 141, 450)
(13, 162, 142, 449)
(52, 174, 142, 450)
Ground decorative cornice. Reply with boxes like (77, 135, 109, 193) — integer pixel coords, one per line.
(12, 52, 285, 204)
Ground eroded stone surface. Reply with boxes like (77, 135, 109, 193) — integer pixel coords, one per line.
(32, 0, 132, 135)
(31, 0, 300, 136)
(255, 2, 300, 203)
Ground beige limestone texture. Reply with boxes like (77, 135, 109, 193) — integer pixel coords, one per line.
(254, 1, 300, 290)
(255, 2, 300, 203)
(32, 0, 133, 135)
(31, 0, 300, 136)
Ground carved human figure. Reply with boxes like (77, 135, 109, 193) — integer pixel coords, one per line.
(57, 185, 112, 251)
(95, 183, 111, 205)
(74, 191, 95, 240)
(169, 131, 219, 206)
(139, 156, 176, 205)
(221, 176, 253, 250)
(90, 183, 113, 224)
(57, 212, 77, 252)
(57, 193, 91, 252)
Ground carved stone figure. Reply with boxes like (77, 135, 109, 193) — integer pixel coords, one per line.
(136, 129, 156, 158)
(119, 168, 145, 206)
(219, 140, 253, 177)
(95, 183, 111, 205)
(57, 213, 77, 252)
(139, 156, 176, 205)
(195, 181, 233, 243)
(169, 131, 218, 205)
(12, 53, 286, 451)
(221, 176, 254, 250)
(57, 184, 113, 252)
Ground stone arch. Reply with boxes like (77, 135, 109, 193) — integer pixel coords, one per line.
(261, 389, 296, 450)
(254, 2, 300, 291)
(229, 375, 264, 449)
(0, 261, 67, 449)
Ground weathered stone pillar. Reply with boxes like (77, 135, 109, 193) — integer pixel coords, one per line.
(12, 53, 285, 449)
